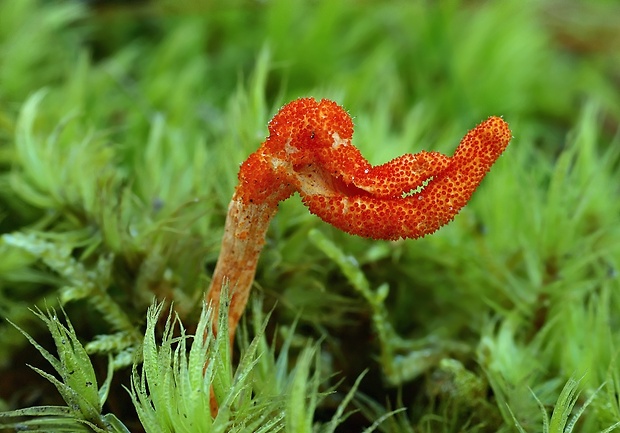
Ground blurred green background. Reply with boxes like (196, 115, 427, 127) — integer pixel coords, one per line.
(1, 0, 620, 431)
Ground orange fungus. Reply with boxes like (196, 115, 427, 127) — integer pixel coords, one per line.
(207, 97, 512, 340)
(237, 98, 511, 240)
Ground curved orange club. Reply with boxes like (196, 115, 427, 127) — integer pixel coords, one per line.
(207, 97, 512, 341)
(238, 97, 511, 239)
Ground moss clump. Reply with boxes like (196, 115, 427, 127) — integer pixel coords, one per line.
(1, 0, 620, 431)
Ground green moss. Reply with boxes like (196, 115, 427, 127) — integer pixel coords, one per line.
(1, 0, 620, 431)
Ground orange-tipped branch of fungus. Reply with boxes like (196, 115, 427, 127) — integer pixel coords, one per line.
(207, 97, 512, 342)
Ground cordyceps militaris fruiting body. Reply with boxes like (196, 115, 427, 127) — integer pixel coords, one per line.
(207, 97, 512, 341)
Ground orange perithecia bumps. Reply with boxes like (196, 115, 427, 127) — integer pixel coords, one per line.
(236, 97, 511, 240)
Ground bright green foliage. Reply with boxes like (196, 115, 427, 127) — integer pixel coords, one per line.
(309, 228, 470, 386)
(0, 293, 374, 432)
(1, 0, 620, 431)
(2, 231, 142, 367)
(130, 297, 260, 432)
(507, 377, 620, 433)
(0, 307, 128, 432)
(130, 293, 377, 433)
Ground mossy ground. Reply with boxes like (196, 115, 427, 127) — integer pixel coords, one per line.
(1, 0, 620, 432)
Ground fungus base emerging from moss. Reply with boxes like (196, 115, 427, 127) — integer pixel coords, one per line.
(207, 98, 512, 341)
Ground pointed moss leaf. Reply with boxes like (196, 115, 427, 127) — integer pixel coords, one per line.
(217, 358, 260, 418)
(101, 413, 132, 433)
(130, 293, 339, 432)
(142, 302, 176, 430)
(8, 317, 63, 375)
(35, 307, 101, 415)
(601, 423, 620, 433)
(504, 402, 530, 433)
(1, 417, 93, 433)
(220, 312, 269, 413)
(210, 287, 233, 407)
(244, 299, 285, 396)
(359, 407, 408, 433)
(324, 370, 368, 433)
(132, 301, 215, 433)
(188, 303, 214, 390)
(0, 405, 72, 419)
(286, 345, 318, 432)
(530, 387, 550, 433)
(98, 355, 115, 410)
(27, 365, 96, 418)
(251, 412, 285, 433)
(549, 377, 581, 433)
(3, 311, 125, 432)
(565, 382, 605, 433)
(128, 367, 159, 432)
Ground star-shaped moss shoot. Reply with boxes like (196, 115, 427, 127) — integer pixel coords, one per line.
(207, 98, 511, 341)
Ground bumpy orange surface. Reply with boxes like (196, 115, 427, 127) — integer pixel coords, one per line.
(236, 97, 511, 240)
(206, 98, 510, 413)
